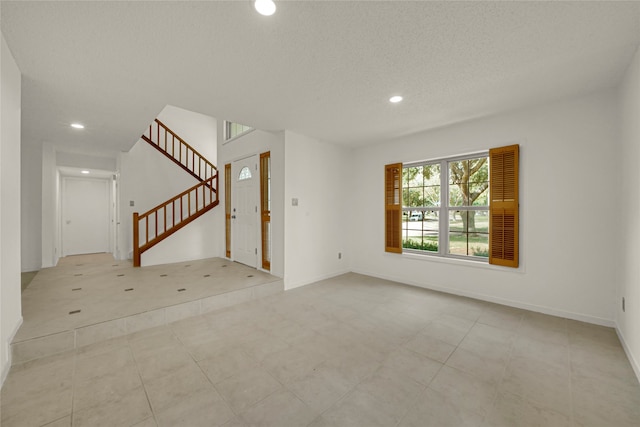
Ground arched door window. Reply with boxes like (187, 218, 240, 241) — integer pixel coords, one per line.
(238, 167, 252, 181)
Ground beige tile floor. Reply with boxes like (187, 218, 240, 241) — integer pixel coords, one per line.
(2, 267, 640, 426)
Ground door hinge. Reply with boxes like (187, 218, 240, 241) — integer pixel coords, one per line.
(255, 206, 258, 213)
(255, 248, 258, 255)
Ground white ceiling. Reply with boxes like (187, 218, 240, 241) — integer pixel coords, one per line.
(2, 1, 640, 155)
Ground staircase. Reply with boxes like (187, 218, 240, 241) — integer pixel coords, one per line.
(133, 119, 219, 267)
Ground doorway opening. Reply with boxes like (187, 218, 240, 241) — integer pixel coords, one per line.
(59, 168, 117, 258)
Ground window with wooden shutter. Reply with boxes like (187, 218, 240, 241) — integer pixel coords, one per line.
(385, 163, 402, 253)
(489, 144, 519, 267)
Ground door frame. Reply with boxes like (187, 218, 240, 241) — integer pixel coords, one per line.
(58, 168, 118, 258)
(230, 154, 260, 268)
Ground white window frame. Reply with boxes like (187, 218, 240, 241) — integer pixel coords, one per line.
(403, 151, 489, 262)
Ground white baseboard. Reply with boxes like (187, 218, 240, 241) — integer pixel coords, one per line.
(616, 326, 640, 384)
(1, 316, 23, 388)
(351, 268, 615, 327)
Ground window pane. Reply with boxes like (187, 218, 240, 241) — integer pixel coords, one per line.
(424, 185, 440, 207)
(449, 160, 466, 185)
(448, 231, 467, 255)
(470, 183, 489, 205)
(403, 166, 422, 187)
(449, 185, 463, 207)
(402, 210, 438, 252)
(225, 121, 253, 140)
(473, 210, 489, 233)
(449, 157, 489, 207)
(403, 187, 421, 208)
(238, 166, 252, 181)
(402, 164, 440, 209)
(470, 234, 489, 258)
(423, 164, 440, 183)
(449, 210, 467, 232)
(448, 210, 489, 257)
(425, 166, 440, 203)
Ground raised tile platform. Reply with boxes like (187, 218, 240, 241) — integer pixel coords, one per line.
(12, 254, 283, 364)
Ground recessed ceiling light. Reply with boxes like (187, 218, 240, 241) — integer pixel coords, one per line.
(71, 123, 85, 129)
(81, 170, 90, 174)
(389, 95, 403, 103)
(255, 0, 276, 16)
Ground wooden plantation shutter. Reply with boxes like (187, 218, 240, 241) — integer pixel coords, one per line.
(225, 163, 231, 258)
(385, 163, 402, 253)
(489, 144, 519, 267)
(260, 152, 271, 271)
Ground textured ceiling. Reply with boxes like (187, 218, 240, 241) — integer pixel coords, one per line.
(2, 1, 640, 155)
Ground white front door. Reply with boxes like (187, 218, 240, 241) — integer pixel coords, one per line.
(232, 155, 258, 268)
(62, 177, 111, 256)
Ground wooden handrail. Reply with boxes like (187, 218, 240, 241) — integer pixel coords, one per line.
(133, 173, 218, 267)
(137, 175, 216, 222)
(141, 118, 218, 184)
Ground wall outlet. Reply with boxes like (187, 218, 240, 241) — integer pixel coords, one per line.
(622, 297, 626, 312)
(338, 252, 342, 259)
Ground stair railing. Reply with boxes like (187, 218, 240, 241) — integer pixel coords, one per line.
(141, 118, 217, 184)
(133, 173, 218, 267)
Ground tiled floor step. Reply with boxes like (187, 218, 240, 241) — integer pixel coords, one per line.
(12, 254, 283, 364)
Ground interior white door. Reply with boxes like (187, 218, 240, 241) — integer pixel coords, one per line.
(232, 155, 258, 268)
(62, 177, 111, 256)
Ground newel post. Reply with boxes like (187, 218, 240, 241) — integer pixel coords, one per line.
(133, 212, 140, 267)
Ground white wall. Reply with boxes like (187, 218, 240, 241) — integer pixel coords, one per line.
(56, 151, 116, 170)
(1, 35, 23, 385)
(21, 142, 42, 271)
(352, 90, 620, 325)
(218, 126, 285, 278)
(618, 44, 640, 380)
(119, 105, 220, 266)
(157, 105, 217, 165)
(283, 131, 352, 289)
(40, 143, 57, 268)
